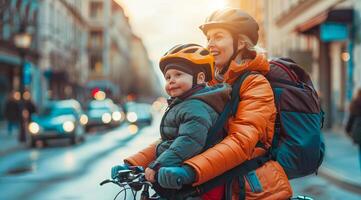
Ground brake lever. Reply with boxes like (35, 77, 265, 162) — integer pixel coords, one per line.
(100, 179, 126, 187)
(100, 179, 113, 186)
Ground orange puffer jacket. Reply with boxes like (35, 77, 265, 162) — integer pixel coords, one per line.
(184, 54, 292, 199)
(124, 54, 292, 200)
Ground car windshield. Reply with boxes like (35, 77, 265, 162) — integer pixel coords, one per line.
(125, 103, 149, 113)
(88, 101, 112, 111)
(41, 107, 75, 117)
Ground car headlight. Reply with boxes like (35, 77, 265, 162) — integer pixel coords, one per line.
(128, 124, 138, 134)
(80, 114, 88, 125)
(63, 121, 75, 133)
(28, 122, 40, 134)
(102, 113, 112, 124)
(112, 111, 122, 121)
(126, 112, 137, 123)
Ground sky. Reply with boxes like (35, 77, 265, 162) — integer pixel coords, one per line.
(116, 0, 231, 83)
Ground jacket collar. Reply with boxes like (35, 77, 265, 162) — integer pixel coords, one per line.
(167, 84, 206, 106)
(214, 53, 269, 85)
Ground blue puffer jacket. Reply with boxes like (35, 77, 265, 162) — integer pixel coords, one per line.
(150, 83, 231, 169)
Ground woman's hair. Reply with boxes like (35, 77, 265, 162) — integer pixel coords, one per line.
(238, 34, 266, 60)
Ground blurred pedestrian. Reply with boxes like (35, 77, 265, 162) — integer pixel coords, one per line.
(23, 90, 37, 121)
(3, 91, 21, 136)
(346, 88, 361, 171)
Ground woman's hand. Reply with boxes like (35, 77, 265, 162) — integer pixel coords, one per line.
(157, 166, 196, 189)
(145, 167, 156, 182)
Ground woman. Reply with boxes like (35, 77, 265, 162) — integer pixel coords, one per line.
(114, 8, 292, 200)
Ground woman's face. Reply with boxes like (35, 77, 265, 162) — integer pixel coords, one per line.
(206, 28, 234, 68)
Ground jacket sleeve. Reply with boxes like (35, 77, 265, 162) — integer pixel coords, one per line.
(184, 74, 276, 185)
(124, 140, 160, 168)
(155, 101, 213, 167)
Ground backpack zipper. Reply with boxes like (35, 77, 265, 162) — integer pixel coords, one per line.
(270, 61, 299, 83)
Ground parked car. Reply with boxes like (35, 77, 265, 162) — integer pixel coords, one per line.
(85, 99, 124, 130)
(124, 102, 153, 126)
(28, 99, 87, 147)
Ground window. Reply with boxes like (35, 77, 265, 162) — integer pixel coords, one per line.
(2, 23, 11, 40)
(89, 30, 103, 48)
(90, 1, 103, 19)
(90, 55, 102, 73)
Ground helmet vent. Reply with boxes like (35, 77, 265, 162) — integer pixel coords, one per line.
(170, 45, 184, 54)
(200, 50, 210, 56)
(183, 48, 198, 53)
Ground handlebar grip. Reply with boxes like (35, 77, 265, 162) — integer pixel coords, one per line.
(100, 179, 112, 186)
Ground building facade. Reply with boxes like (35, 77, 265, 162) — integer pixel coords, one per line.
(86, 0, 132, 102)
(86, 0, 161, 102)
(0, 0, 166, 119)
(0, 0, 39, 119)
(263, 0, 359, 128)
(37, 0, 89, 102)
(130, 35, 162, 100)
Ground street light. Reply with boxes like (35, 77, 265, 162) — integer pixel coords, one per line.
(14, 25, 33, 143)
(14, 33, 32, 49)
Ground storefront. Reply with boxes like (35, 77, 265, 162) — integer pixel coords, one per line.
(296, 9, 354, 128)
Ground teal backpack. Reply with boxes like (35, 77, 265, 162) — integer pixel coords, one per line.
(200, 57, 325, 195)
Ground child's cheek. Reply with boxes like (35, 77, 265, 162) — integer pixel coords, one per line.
(165, 84, 170, 94)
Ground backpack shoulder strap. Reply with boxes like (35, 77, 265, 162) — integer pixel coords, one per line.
(204, 71, 251, 148)
(230, 71, 252, 116)
(191, 71, 274, 197)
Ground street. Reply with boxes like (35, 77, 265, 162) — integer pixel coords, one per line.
(0, 120, 160, 200)
(1, 0, 361, 199)
(0, 113, 360, 200)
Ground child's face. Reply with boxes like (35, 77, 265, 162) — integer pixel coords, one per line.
(164, 69, 193, 97)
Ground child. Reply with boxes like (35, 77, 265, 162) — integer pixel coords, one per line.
(113, 44, 230, 199)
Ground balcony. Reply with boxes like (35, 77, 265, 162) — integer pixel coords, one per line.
(88, 1, 104, 28)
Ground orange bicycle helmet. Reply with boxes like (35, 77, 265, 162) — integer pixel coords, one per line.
(159, 44, 214, 82)
(199, 8, 259, 45)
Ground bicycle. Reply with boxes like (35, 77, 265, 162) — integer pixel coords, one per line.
(100, 166, 160, 200)
(100, 166, 315, 200)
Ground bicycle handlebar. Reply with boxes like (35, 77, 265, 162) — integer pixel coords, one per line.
(100, 167, 159, 200)
(101, 167, 315, 200)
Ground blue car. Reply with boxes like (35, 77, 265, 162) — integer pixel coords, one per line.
(28, 99, 87, 147)
(124, 102, 153, 126)
(85, 99, 125, 131)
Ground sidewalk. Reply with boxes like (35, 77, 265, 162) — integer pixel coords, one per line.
(319, 129, 361, 192)
(0, 121, 26, 156)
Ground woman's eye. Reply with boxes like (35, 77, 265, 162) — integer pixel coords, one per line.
(175, 73, 181, 77)
(215, 35, 222, 41)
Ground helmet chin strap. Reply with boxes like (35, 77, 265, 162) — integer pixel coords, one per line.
(192, 75, 198, 87)
(219, 34, 242, 75)
(192, 71, 202, 87)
